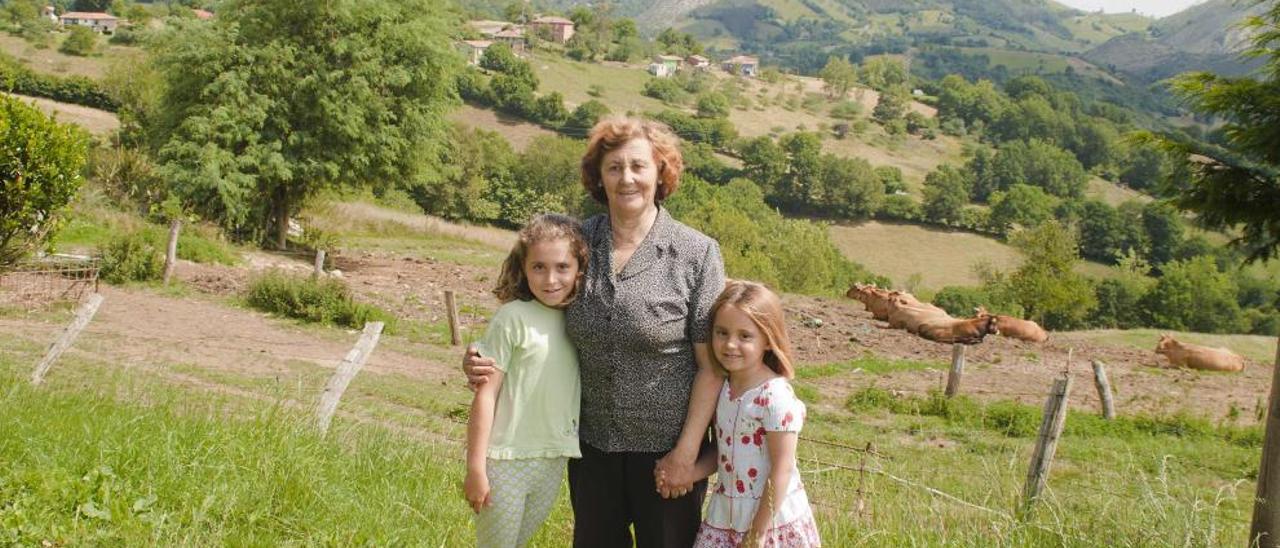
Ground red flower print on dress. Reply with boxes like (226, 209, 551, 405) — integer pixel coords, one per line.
(736, 480, 745, 493)
(741, 435, 751, 445)
(725, 462, 733, 473)
(753, 426, 766, 446)
(748, 467, 758, 479)
(781, 411, 794, 428)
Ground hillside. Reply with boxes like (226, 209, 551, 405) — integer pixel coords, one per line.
(1083, 0, 1266, 83)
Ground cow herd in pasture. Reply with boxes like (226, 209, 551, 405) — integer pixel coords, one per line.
(844, 283, 1246, 373)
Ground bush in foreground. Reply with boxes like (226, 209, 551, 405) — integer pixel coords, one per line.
(245, 271, 397, 332)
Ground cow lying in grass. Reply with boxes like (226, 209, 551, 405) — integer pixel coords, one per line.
(975, 307, 1049, 343)
(887, 296, 1000, 345)
(845, 283, 895, 320)
(1154, 334, 1245, 372)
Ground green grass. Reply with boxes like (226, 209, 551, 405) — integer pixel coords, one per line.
(530, 51, 670, 115)
(797, 355, 944, 379)
(0, 317, 1262, 545)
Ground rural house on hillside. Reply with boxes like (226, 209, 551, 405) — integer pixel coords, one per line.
(59, 11, 118, 33)
(457, 40, 492, 65)
(529, 15, 574, 43)
(722, 55, 759, 77)
(686, 54, 710, 70)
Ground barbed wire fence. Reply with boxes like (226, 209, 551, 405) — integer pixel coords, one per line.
(0, 255, 99, 309)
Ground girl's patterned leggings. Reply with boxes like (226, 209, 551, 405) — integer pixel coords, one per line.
(476, 457, 567, 548)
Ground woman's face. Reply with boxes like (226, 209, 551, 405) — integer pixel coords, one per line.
(600, 138, 659, 217)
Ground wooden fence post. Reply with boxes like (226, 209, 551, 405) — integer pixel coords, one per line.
(1091, 360, 1115, 420)
(312, 249, 326, 279)
(945, 343, 965, 397)
(30, 293, 104, 385)
(1249, 327, 1280, 547)
(315, 321, 384, 435)
(163, 219, 180, 286)
(445, 290, 461, 346)
(1022, 373, 1072, 512)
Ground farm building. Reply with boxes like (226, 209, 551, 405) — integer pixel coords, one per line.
(722, 55, 759, 77)
(59, 12, 118, 33)
(529, 15, 574, 43)
(456, 40, 492, 66)
(686, 54, 710, 70)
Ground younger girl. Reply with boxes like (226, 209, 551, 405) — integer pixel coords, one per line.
(464, 214, 587, 548)
(694, 280, 820, 547)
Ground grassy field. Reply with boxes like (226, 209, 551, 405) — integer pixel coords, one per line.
(1086, 177, 1151, 207)
(829, 221, 1118, 291)
(530, 51, 671, 114)
(448, 104, 558, 151)
(0, 319, 1260, 545)
(0, 33, 140, 80)
(4, 93, 120, 137)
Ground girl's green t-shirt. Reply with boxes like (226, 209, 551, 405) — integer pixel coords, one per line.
(476, 299, 581, 460)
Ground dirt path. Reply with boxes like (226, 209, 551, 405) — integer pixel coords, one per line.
(0, 285, 454, 383)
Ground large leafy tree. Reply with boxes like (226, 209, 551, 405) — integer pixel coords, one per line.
(150, 0, 459, 248)
(1143, 4, 1280, 543)
(1, 95, 88, 270)
(1006, 220, 1095, 329)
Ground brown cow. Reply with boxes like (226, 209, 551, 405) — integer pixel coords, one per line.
(886, 296, 949, 332)
(975, 307, 1048, 343)
(845, 283, 898, 320)
(916, 314, 1000, 345)
(1154, 334, 1245, 372)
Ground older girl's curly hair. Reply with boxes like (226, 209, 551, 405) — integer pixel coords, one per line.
(580, 116, 684, 205)
(493, 214, 588, 308)
(707, 280, 796, 379)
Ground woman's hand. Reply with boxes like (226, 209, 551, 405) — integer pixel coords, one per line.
(464, 468, 492, 513)
(463, 344, 497, 389)
(654, 449, 697, 498)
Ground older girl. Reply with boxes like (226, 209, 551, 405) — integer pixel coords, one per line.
(464, 214, 588, 547)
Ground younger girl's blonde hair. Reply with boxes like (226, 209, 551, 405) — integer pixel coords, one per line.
(493, 214, 588, 308)
(707, 280, 795, 379)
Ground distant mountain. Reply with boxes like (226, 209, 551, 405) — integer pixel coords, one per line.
(1083, 0, 1265, 82)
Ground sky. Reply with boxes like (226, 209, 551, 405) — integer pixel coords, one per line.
(1054, 0, 1207, 17)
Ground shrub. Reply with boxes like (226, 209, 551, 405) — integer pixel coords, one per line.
(1, 95, 88, 269)
(59, 25, 97, 56)
(829, 100, 862, 120)
(642, 77, 688, 104)
(0, 53, 117, 110)
(99, 232, 164, 284)
(244, 271, 398, 332)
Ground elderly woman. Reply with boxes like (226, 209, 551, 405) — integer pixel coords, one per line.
(465, 116, 725, 546)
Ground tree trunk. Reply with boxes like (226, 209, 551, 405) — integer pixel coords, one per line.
(1250, 327, 1280, 547)
(275, 187, 289, 251)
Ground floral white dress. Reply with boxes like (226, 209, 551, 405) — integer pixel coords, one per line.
(694, 378, 820, 547)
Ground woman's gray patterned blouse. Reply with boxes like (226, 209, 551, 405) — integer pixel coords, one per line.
(566, 207, 726, 453)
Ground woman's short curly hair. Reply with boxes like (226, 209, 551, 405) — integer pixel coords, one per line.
(580, 116, 684, 206)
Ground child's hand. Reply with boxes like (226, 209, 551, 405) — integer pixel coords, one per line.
(464, 469, 491, 513)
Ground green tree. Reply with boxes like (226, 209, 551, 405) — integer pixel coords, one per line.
(60, 25, 97, 56)
(1077, 200, 1144, 264)
(776, 132, 822, 209)
(819, 56, 857, 99)
(412, 124, 506, 223)
(1, 95, 89, 269)
(872, 85, 909, 125)
(739, 136, 787, 196)
(1091, 249, 1153, 329)
(1141, 202, 1185, 268)
(815, 154, 883, 218)
(981, 139, 1088, 199)
(988, 184, 1056, 232)
(922, 165, 968, 225)
(568, 99, 609, 129)
(73, 0, 111, 11)
(1140, 255, 1244, 333)
(860, 57, 906, 91)
(695, 92, 730, 119)
(532, 92, 569, 128)
(150, 0, 459, 248)
(1007, 221, 1096, 329)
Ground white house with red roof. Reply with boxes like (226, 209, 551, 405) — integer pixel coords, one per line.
(59, 11, 119, 33)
